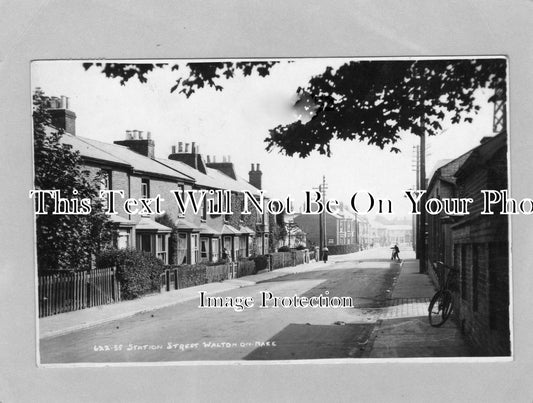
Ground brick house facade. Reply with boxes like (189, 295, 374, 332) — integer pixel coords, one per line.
(450, 132, 510, 356)
(426, 131, 510, 356)
(49, 100, 272, 267)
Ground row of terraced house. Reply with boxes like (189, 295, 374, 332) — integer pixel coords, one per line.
(47, 96, 273, 267)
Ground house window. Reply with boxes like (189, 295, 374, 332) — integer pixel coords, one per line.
(211, 238, 219, 262)
(141, 178, 150, 198)
(489, 242, 509, 331)
(177, 184, 185, 217)
(201, 197, 207, 221)
(99, 170, 112, 210)
(177, 233, 188, 265)
(223, 236, 232, 259)
(116, 229, 130, 249)
(472, 243, 479, 312)
(137, 233, 152, 253)
(190, 234, 199, 264)
(200, 238, 209, 261)
(156, 234, 167, 264)
(461, 244, 468, 301)
(234, 236, 241, 260)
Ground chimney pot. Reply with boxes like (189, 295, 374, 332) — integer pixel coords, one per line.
(213, 156, 216, 163)
(184, 143, 189, 153)
(138, 130, 143, 140)
(126, 130, 132, 139)
(222, 156, 226, 163)
(178, 142, 183, 153)
(206, 155, 211, 163)
(147, 131, 151, 140)
(172, 145, 176, 153)
(60, 95, 67, 109)
(250, 163, 254, 171)
(257, 163, 261, 171)
(191, 142, 196, 154)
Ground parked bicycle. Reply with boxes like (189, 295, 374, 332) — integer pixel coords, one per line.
(428, 261, 458, 327)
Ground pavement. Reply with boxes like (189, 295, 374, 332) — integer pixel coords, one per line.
(39, 256, 329, 339)
(365, 253, 472, 358)
(40, 249, 472, 358)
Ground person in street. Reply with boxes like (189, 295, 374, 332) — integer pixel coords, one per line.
(222, 248, 232, 262)
(390, 244, 400, 261)
(314, 245, 320, 262)
(322, 246, 329, 263)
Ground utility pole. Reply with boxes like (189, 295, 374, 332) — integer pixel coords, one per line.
(419, 125, 427, 273)
(321, 175, 328, 249)
(412, 145, 420, 255)
(313, 176, 328, 260)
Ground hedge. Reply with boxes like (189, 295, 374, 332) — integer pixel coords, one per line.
(96, 248, 165, 300)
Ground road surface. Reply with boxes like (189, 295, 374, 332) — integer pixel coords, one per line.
(40, 247, 402, 363)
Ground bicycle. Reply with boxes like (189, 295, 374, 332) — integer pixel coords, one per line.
(428, 261, 458, 327)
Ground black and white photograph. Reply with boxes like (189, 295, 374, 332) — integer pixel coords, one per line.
(32, 57, 511, 364)
(2, 2, 533, 401)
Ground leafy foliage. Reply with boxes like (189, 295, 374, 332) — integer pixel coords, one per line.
(33, 89, 115, 271)
(266, 59, 506, 157)
(96, 248, 165, 300)
(85, 58, 506, 158)
(252, 255, 269, 272)
(83, 61, 278, 98)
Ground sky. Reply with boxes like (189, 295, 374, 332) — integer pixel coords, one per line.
(31, 58, 497, 218)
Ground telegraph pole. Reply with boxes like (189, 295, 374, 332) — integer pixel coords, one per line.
(412, 145, 420, 255)
(419, 124, 427, 273)
(321, 175, 328, 249)
(313, 176, 328, 260)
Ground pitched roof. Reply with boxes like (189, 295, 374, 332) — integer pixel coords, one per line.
(455, 132, 507, 179)
(156, 158, 222, 189)
(61, 134, 194, 182)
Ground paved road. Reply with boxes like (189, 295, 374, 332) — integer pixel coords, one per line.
(40, 248, 402, 363)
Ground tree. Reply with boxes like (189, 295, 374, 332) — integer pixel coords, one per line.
(85, 58, 506, 157)
(32, 89, 115, 271)
(83, 61, 277, 98)
(267, 59, 506, 157)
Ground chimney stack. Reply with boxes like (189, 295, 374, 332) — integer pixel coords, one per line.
(114, 129, 155, 158)
(47, 94, 77, 135)
(249, 162, 263, 190)
(168, 141, 207, 174)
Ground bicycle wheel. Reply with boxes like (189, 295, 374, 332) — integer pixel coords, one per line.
(428, 290, 453, 327)
(441, 290, 454, 322)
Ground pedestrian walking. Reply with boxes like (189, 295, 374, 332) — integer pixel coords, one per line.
(390, 244, 400, 261)
(322, 246, 329, 263)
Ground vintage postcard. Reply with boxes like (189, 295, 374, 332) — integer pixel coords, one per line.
(31, 57, 512, 365)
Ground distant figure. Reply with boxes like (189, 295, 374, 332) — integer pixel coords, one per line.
(391, 244, 400, 261)
(322, 246, 329, 263)
(314, 246, 320, 262)
(222, 248, 232, 262)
